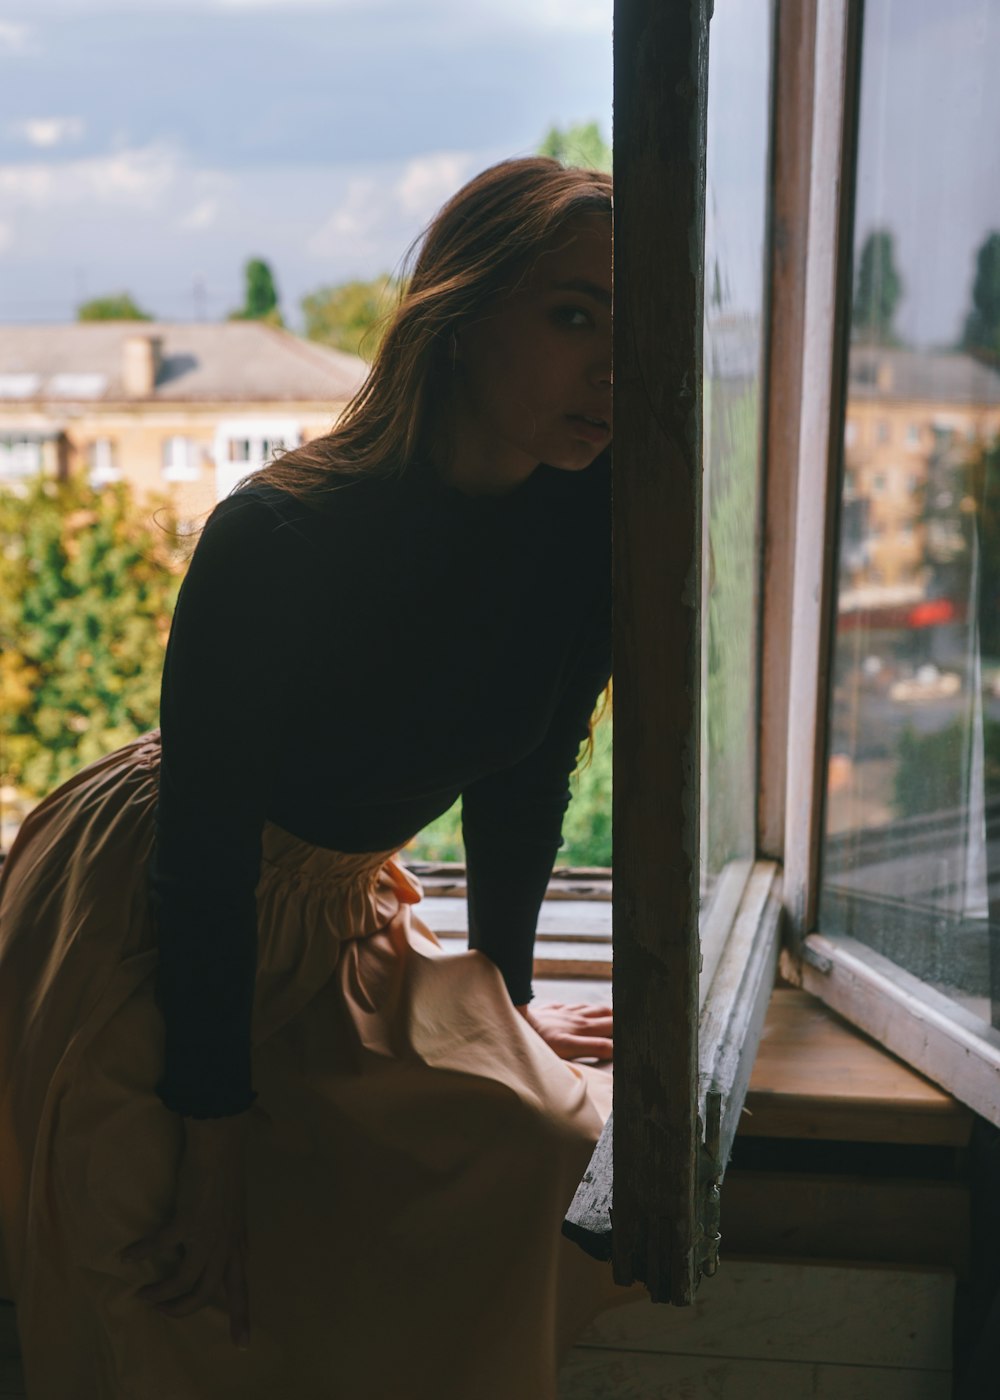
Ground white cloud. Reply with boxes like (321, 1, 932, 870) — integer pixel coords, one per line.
(396, 151, 475, 220)
(512, 0, 609, 32)
(0, 143, 180, 213)
(177, 197, 220, 231)
(0, 21, 33, 55)
(308, 149, 480, 261)
(213, 0, 363, 6)
(8, 117, 86, 149)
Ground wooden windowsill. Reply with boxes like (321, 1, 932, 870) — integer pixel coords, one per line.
(738, 987, 974, 1148)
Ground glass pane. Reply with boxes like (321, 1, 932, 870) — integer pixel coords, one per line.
(699, 0, 771, 921)
(820, 0, 1000, 1029)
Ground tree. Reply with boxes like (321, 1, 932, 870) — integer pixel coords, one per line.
(962, 231, 1000, 362)
(537, 121, 612, 173)
(301, 275, 399, 360)
(852, 229, 904, 344)
(229, 257, 283, 326)
(76, 293, 152, 322)
(0, 477, 185, 798)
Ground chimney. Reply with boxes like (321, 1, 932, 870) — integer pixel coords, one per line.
(122, 333, 163, 397)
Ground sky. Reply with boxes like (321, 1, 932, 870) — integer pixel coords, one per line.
(1, 0, 994, 345)
(854, 0, 1000, 350)
(0, 0, 613, 328)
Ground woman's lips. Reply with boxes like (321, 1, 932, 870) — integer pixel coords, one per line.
(567, 414, 611, 444)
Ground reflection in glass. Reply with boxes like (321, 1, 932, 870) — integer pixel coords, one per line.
(699, 0, 771, 919)
(820, 0, 1000, 1028)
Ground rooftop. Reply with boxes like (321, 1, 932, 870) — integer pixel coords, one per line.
(848, 346, 1000, 408)
(0, 322, 368, 405)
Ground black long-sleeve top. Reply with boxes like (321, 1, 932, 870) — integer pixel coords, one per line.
(149, 453, 612, 1118)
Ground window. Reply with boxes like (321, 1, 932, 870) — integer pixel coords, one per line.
(227, 438, 253, 464)
(567, 0, 782, 1303)
(771, 0, 1000, 1126)
(87, 438, 120, 487)
(214, 422, 300, 500)
(0, 435, 43, 482)
(876, 418, 891, 444)
(871, 471, 886, 494)
(162, 436, 202, 483)
(226, 435, 287, 466)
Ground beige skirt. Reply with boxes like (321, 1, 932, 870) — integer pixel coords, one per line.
(0, 732, 624, 1399)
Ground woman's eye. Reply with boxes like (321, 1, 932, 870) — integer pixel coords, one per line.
(553, 305, 593, 329)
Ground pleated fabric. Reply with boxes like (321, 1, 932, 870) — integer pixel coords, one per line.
(0, 732, 627, 1399)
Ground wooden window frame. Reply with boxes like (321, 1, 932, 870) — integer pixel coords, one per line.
(561, 0, 786, 1307)
(559, 0, 1000, 1306)
(775, 0, 1000, 1127)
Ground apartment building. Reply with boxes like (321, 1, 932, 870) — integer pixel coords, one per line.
(842, 346, 1000, 590)
(0, 322, 368, 521)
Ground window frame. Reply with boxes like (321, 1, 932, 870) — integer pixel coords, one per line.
(563, 0, 786, 1307)
(161, 435, 201, 484)
(776, 0, 1000, 1126)
(87, 436, 121, 487)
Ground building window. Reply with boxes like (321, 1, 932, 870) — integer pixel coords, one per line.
(225, 436, 286, 467)
(876, 419, 891, 444)
(0, 435, 43, 482)
(871, 472, 886, 495)
(906, 421, 921, 448)
(87, 438, 120, 487)
(162, 437, 201, 483)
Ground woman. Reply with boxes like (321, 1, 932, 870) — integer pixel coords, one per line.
(0, 157, 621, 1399)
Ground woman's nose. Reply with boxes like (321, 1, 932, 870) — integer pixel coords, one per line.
(589, 358, 612, 390)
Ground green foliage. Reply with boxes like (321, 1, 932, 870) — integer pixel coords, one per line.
(703, 380, 760, 872)
(891, 717, 1000, 823)
(405, 709, 613, 868)
(852, 229, 904, 343)
(537, 121, 612, 173)
(0, 477, 184, 797)
(229, 258, 283, 325)
(76, 292, 152, 322)
(301, 275, 399, 360)
(962, 231, 1000, 361)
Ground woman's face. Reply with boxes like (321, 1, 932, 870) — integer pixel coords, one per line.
(449, 211, 612, 492)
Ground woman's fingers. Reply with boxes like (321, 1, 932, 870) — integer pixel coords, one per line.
(557, 1034, 614, 1060)
(119, 1230, 181, 1265)
(135, 1259, 207, 1306)
(149, 1266, 216, 1316)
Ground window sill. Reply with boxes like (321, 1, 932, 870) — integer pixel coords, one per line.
(789, 931, 1000, 1128)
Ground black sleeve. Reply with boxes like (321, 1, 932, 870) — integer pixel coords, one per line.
(150, 492, 314, 1118)
(460, 594, 612, 1005)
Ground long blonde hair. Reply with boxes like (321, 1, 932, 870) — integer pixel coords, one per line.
(247, 156, 612, 502)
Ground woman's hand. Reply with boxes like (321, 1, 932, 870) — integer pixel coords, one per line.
(119, 1113, 251, 1350)
(516, 1001, 613, 1062)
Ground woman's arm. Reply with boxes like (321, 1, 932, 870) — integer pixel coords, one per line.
(150, 492, 314, 1118)
(460, 590, 611, 1010)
